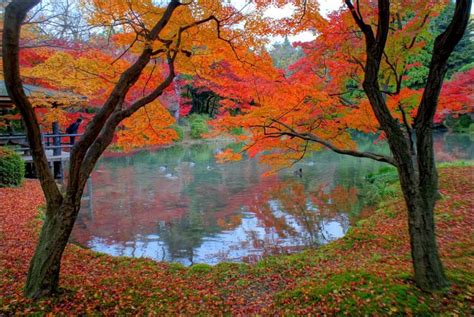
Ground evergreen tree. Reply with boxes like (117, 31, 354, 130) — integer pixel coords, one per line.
(269, 37, 304, 72)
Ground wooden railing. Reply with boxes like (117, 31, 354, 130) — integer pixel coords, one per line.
(0, 133, 83, 155)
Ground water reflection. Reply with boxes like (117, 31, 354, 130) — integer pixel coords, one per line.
(72, 133, 473, 265)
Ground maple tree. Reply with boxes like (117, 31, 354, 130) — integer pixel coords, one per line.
(208, 0, 472, 291)
(2, 0, 282, 298)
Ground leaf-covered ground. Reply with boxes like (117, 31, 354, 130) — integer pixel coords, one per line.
(1, 167, 473, 315)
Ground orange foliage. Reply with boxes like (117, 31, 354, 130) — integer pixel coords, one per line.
(11, 0, 317, 150)
(202, 0, 466, 169)
(116, 101, 178, 151)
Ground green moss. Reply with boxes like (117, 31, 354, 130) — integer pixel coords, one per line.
(446, 269, 474, 285)
(37, 205, 46, 222)
(166, 262, 186, 274)
(437, 160, 474, 168)
(188, 263, 213, 275)
(277, 272, 431, 315)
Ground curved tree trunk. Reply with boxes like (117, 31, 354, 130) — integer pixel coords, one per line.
(24, 201, 80, 298)
(342, 0, 471, 291)
(3, 0, 182, 299)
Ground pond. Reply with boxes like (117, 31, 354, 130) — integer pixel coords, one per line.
(71, 133, 473, 265)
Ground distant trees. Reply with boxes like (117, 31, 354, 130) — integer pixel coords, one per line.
(434, 2, 474, 77)
(405, 2, 474, 89)
(269, 37, 304, 72)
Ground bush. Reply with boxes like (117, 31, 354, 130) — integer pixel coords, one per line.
(445, 114, 474, 133)
(172, 124, 184, 142)
(229, 127, 245, 135)
(0, 147, 25, 187)
(360, 166, 399, 206)
(189, 114, 209, 139)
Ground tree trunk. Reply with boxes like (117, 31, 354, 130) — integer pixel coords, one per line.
(396, 153, 448, 291)
(3, 0, 182, 300)
(24, 201, 80, 298)
(406, 198, 448, 291)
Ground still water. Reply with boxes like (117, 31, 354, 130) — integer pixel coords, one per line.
(72, 133, 473, 265)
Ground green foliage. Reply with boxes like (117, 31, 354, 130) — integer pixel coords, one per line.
(171, 124, 184, 142)
(343, 78, 366, 101)
(444, 114, 474, 133)
(0, 147, 25, 188)
(435, 7, 474, 78)
(269, 37, 303, 72)
(458, 62, 474, 73)
(360, 166, 399, 206)
(229, 127, 245, 136)
(405, 3, 474, 88)
(404, 47, 431, 89)
(0, 118, 23, 135)
(189, 114, 209, 139)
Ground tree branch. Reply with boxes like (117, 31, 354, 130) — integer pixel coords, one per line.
(266, 119, 396, 166)
(67, 0, 182, 195)
(415, 0, 472, 129)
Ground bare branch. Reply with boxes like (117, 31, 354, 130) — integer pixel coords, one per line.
(415, 0, 472, 129)
(262, 119, 396, 166)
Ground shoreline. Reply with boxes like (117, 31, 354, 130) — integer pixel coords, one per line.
(1, 165, 472, 314)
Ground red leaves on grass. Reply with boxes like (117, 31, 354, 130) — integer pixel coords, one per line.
(1, 167, 473, 314)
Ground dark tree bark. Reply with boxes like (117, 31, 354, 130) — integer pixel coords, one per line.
(342, 0, 472, 291)
(2, 0, 209, 299)
(261, 0, 470, 292)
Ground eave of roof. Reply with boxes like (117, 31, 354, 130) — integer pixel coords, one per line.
(0, 80, 87, 101)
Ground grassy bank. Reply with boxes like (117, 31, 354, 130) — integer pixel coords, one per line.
(0, 166, 473, 315)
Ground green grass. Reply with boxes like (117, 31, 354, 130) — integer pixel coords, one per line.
(437, 160, 474, 168)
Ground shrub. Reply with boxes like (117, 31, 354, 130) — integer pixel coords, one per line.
(172, 124, 184, 142)
(189, 114, 209, 139)
(229, 127, 245, 135)
(445, 114, 474, 133)
(360, 166, 399, 206)
(0, 147, 25, 187)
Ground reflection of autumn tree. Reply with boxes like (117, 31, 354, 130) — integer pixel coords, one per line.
(248, 180, 355, 248)
(73, 140, 389, 262)
(74, 144, 267, 258)
(156, 214, 221, 265)
(73, 135, 472, 264)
